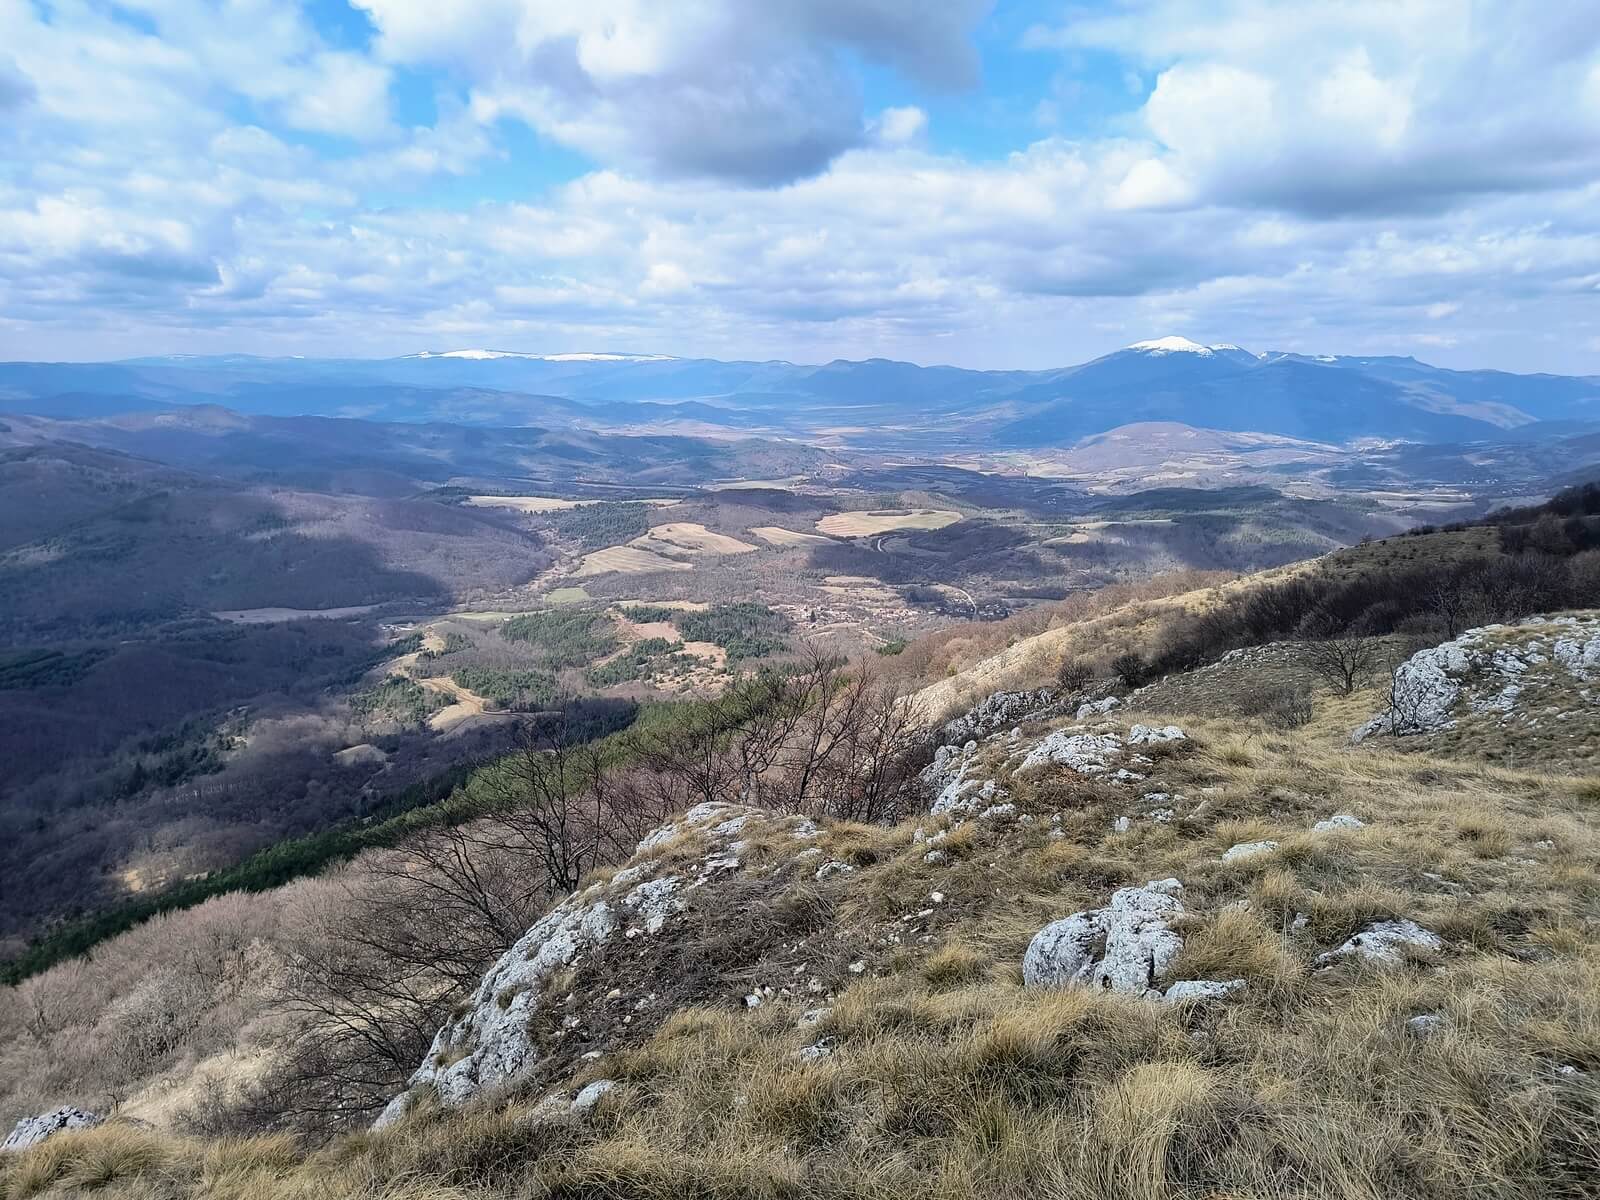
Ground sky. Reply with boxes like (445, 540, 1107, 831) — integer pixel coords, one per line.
(1, 1, 1599, 371)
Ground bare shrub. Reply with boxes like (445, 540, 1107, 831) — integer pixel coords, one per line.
(100, 967, 211, 1090)
(625, 644, 928, 825)
(1296, 616, 1380, 695)
(1111, 652, 1147, 689)
(1056, 660, 1093, 693)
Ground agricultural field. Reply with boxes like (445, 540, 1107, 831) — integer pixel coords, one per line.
(575, 545, 696, 576)
(816, 508, 964, 536)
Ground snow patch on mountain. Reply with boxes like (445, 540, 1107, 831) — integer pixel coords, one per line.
(1126, 336, 1213, 356)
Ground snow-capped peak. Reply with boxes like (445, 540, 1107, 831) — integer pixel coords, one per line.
(1126, 336, 1212, 356)
(402, 350, 677, 362)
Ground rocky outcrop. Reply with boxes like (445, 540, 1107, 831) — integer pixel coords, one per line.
(939, 688, 1063, 745)
(375, 801, 818, 1128)
(1354, 613, 1600, 741)
(3, 1108, 103, 1152)
(1023, 879, 1186, 997)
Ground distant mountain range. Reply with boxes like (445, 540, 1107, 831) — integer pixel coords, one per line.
(3, 338, 1598, 449)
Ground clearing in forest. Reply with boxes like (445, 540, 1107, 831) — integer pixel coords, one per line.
(816, 509, 962, 537)
(751, 525, 834, 547)
(632, 522, 758, 556)
(574, 545, 695, 576)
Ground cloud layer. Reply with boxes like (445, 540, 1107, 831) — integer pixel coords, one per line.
(0, 0, 1598, 371)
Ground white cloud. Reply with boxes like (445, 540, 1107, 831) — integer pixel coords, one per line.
(0, 1, 1598, 374)
(280, 51, 393, 141)
(875, 106, 928, 145)
(352, 0, 988, 185)
(1044, 0, 1600, 215)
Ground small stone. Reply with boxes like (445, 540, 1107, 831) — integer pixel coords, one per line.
(570, 1080, 615, 1113)
(848, 960, 866, 974)
(743, 993, 763, 1008)
(815, 860, 856, 882)
(930, 891, 945, 904)
(1406, 1013, 1445, 1039)
(924, 849, 949, 865)
(1164, 978, 1245, 1003)
(1312, 814, 1366, 833)
(1222, 840, 1278, 863)
(1112, 816, 1131, 833)
(796, 1039, 836, 1062)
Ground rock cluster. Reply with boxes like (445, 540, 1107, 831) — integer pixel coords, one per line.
(939, 688, 1063, 745)
(376, 801, 818, 1128)
(3, 1108, 103, 1152)
(1022, 879, 1240, 1002)
(1354, 613, 1600, 741)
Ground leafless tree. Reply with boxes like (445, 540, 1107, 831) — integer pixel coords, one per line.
(1299, 632, 1379, 694)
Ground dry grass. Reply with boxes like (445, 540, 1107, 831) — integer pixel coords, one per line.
(815, 509, 963, 537)
(630, 522, 757, 557)
(749, 525, 834, 547)
(573, 545, 695, 577)
(7, 655, 1600, 1199)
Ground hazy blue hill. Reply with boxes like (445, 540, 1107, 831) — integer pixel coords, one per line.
(6, 344, 1600, 447)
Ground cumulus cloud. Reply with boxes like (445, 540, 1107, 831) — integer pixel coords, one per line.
(1037, 0, 1600, 216)
(353, 0, 988, 185)
(0, 1, 1598, 371)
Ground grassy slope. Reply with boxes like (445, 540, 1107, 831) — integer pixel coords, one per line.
(7, 673, 1599, 1199)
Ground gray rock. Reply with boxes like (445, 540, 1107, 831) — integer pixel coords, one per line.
(1023, 878, 1185, 997)
(1353, 615, 1600, 741)
(1017, 729, 1123, 774)
(1222, 840, 1278, 863)
(941, 688, 1062, 744)
(1128, 724, 1186, 745)
(570, 1079, 616, 1113)
(1406, 1013, 1446, 1039)
(1164, 978, 1245, 1003)
(377, 802, 766, 1127)
(796, 1037, 837, 1062)
(3, 1108, 103, 1152)
(1315, 919, 1444, 969)
(1312, 814, 1365, 832)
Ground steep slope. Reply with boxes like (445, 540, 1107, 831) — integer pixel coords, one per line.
(7, 672, 1598, 1198)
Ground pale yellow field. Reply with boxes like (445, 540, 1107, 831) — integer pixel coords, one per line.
(632, 521, 757, 556)
(575, 546, 696, 576)
(815, 508, 962, 537)
(463, 495, 588, 513)
(750, 525, 834, 547)
(464, 496, 684, 513)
